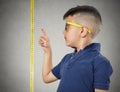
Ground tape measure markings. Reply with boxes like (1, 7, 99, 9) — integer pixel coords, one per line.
(30, 0, 34, 92)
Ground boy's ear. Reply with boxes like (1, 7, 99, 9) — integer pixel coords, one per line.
(80, 27, 88, 38)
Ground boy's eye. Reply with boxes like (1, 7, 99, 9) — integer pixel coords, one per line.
(65, 24, 69, 30)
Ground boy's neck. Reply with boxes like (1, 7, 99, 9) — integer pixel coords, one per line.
(76, 39, 92, 52)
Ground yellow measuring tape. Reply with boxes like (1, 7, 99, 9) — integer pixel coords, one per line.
(30, 0, 34, 92)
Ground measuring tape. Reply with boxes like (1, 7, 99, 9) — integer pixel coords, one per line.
(30, 0, 34, 92)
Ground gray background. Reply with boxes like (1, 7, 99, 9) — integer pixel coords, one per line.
(0, 0, 120, 92)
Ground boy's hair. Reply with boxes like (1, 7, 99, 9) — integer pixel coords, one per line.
(63, 5, 102, 38)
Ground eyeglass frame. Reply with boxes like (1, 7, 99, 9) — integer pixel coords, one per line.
(65, 22, 91, 34)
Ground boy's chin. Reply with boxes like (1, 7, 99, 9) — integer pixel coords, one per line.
(65, 42, 70, 46)
(65, 42, 76, 49)
(66, 43, 73, 47)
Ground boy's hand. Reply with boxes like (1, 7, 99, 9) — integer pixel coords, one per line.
(39, 28, 51, 53)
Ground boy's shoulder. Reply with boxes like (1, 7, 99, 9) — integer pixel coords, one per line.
(93, 53, 111, 68)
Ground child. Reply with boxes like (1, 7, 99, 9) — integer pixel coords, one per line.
(39, 5, 113, 92)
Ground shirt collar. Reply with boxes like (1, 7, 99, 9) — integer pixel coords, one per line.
(73, 43, 101, 55)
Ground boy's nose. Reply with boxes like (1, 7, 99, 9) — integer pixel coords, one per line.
(63, 30, 66, 35)
(63, 31, 66, 37)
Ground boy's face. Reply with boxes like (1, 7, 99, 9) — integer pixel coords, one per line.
(63, 15, 82, 48)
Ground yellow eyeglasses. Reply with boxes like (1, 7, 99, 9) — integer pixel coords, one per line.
(65, 22, 91, 33)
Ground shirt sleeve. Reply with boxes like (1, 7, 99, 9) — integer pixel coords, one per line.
(52, 62, 61, 79)
(52, 54, 69, 79)
(93, 57, 113, 90)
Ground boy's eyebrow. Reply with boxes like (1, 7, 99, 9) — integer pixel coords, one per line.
(66, 22, 91, 33)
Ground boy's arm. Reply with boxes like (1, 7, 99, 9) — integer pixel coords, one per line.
(39, 28, 58, 83)
(95, 89, 108, 92)
(42, 50, 58, 83)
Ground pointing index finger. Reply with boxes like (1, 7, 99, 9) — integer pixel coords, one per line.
(41, 28, 47, 36)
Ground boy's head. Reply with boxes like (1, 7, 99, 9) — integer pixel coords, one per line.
(63, 5, 102, 39)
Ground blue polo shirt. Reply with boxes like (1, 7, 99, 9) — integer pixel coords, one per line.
(52, 43, 113, 92)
